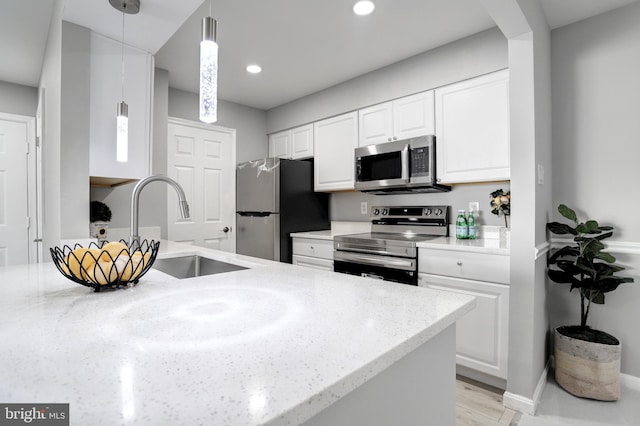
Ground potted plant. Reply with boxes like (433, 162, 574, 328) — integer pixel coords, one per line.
(546, 204, 634, 401)
(490, 189, 510, 243)
(90, 201, 112, 241)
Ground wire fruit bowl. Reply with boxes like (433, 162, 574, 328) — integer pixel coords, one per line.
(50, 239, 160, 292)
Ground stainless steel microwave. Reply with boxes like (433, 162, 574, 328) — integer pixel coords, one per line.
(354, 135, 451, 194)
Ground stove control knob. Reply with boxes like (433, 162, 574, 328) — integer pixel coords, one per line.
(425, 208, 432, 216)
(435, 208, 443, 215)
(382, 209, 388, 215)
(374, 208, 380, 216)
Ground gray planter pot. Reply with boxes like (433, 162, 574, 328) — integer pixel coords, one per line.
(554, 326, 621, 401)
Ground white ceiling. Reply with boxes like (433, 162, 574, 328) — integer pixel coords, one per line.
(1, 0, 638, 110)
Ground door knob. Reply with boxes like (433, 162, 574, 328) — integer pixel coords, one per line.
(222, 226, 231, 233)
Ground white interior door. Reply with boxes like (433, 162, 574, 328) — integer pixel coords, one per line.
(167, 118, 236, 252)
(0, 113, 35, 266)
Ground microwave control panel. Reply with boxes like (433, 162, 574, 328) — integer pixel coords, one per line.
(410, 146, 430, 177)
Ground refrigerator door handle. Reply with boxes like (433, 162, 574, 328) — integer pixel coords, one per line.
(237, 211, 272, 217)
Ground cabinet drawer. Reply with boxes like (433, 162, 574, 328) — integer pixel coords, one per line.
(418, 248, 509, 284)
(292, 238, 333, 260)
(292, 255, 334, 271)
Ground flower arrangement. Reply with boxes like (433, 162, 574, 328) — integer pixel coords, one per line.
(490, 189, 510, 228)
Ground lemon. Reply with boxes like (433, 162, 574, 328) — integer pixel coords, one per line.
(99, 241, 129, 262)
(114, 254, 134, 282)
(64, 248, 98, 279)
(87, 260, 119, 285)
(129, 252, 151, 281)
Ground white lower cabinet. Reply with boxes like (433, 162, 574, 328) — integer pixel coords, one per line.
(418, 248, 509, 380)
(292, 238, 334, 271)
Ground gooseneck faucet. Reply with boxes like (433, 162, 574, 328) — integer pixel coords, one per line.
(130, 175, 190, 248)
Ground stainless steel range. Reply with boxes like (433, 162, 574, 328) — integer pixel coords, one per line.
(334, 205, 449, 285)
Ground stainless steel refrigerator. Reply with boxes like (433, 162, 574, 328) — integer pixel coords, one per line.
(236, 158, 330, 263)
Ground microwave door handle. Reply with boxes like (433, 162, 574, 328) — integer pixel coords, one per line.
(401, 144, 410, 182)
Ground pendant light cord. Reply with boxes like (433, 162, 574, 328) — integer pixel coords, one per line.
(121, 4, 125, 101)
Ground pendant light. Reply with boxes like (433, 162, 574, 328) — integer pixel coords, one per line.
(199, 0, 218, 123)
(109, 0, 140, 162)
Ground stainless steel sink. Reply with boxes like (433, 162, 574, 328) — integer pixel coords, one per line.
(153, 255, 248, 279)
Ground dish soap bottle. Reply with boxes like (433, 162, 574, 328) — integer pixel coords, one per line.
(467, 210, 477, 240)
(456, 210, 468, 239)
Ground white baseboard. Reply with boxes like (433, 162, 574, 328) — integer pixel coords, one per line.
(503, 361, 549, 416)
(621, 373, 640, 390)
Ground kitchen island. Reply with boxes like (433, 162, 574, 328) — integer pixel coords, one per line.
(0, 241, 474, 425)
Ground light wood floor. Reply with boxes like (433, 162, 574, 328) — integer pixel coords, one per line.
(456, 375, 516, 426)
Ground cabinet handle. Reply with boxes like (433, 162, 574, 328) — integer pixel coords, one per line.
(393, 136, 398, 140)
(387, 137, 392, 142)
(310, 246, 314, 250)
(456, 261, 462, 266)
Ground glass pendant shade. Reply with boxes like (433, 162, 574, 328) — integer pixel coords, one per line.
(116, 101, 128, 162)
(199, 16, 218, 124)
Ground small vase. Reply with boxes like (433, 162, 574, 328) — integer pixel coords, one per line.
(90, 221, 109, 241)
(499, 227, 510, 246)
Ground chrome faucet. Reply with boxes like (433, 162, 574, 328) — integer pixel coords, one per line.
(130, 175, 190, 248)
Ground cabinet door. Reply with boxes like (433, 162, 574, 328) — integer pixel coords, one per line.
(89, 32, 152, 179)
(419, 273, 509, 379)
(435, 69, 510, 184)
(358, 102, 393, 146)
(392, 91, 435, 140)
(268, 130, 290, 159)
(314, 112, 358, 192)
(292, 255, 334, 271)
(290, 124, 314, 159)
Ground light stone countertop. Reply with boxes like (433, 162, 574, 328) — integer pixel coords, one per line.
(0, 240, 474, 426)
(291, 229, 510, 256)
(416, 236, 510, 256)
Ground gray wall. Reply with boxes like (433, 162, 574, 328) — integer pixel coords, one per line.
(0, 81, 38, 116)
(266, 28, 507, 133)
(550, 2, 640, 376)
(168, 88, 268, 163)
(39, 0, 64, 251)
(331, 184, 510, 227)
(60, 22, 91, 240)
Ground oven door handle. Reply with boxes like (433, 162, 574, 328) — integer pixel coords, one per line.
(362, 273, 385, 280)
(334, 251, 416, 271)
(401, 143, 410, 182)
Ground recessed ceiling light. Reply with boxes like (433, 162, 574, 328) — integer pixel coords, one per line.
(353, 1, 375, 16)
(246, 64, 262, 74)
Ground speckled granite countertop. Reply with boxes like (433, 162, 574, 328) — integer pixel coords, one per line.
(416, 236, 510, 256)
(0, 241, 474, 425)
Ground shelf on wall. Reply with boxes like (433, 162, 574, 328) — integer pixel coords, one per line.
(89, 176, 138, 188)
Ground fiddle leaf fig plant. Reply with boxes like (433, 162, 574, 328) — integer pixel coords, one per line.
(547, 204, 634, 329)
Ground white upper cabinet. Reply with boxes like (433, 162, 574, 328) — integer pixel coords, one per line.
(435, 69, 510, 184)
(89, 32, 153, 180)
(268, 124, 313, 160)
(268, 130, 290, 158)
(314, 112, 358, 192)
(358, 91, 435, 147)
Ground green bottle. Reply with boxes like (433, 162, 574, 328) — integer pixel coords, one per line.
(456, 210, 468, 239)
(467, 210, 477, 240)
